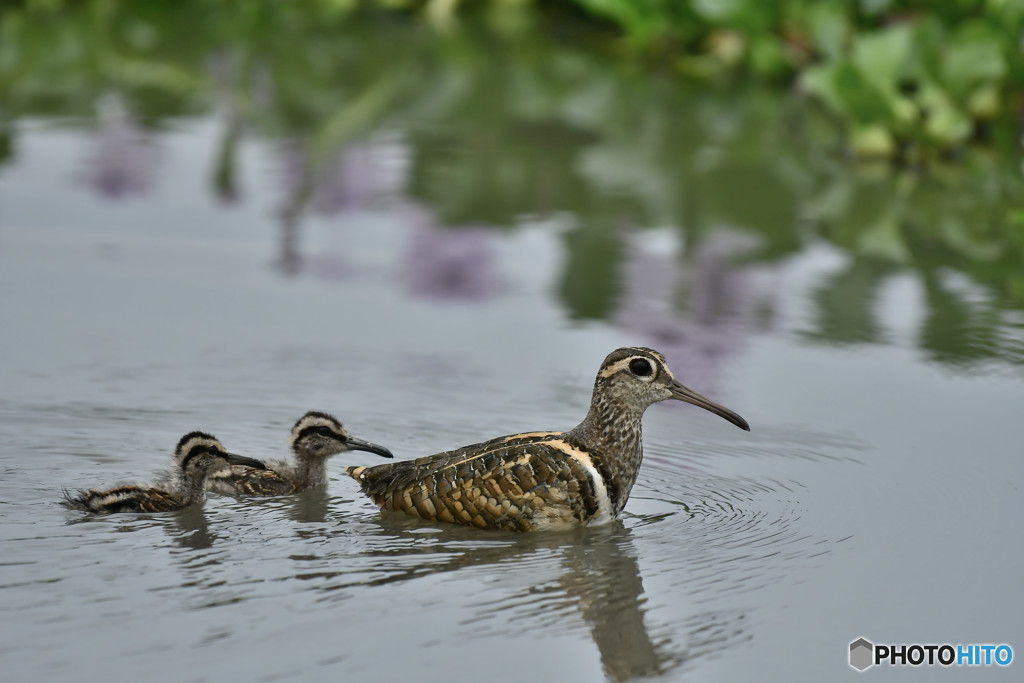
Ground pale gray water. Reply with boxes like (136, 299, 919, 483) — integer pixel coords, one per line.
(2, 35, 1023, 682)
(3, 121, 1021, 682)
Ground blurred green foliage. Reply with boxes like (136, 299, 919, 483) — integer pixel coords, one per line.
(565, 0, 1024, 159)
(6, 0, 1023, 159)
(1, 0, 1023, 365)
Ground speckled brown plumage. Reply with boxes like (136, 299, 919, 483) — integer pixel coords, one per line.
(207, 411, 392, 497)
(61, 432, 266, 514)
(208, 466, 298, 496)
(350, 435, 592, 532)
(347, 347, 750, 532)
(61, 485, 186, 513)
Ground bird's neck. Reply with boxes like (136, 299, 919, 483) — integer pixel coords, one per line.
(177, 469, 210, 505)
(564, 396, 646, 515)
(293, 453, 329, 488)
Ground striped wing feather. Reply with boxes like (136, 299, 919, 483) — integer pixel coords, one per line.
(207, 465, 297, 496)
(416, 431, 561, 465)
(62, 486, 184, 513)
(351, 432, 601, 531)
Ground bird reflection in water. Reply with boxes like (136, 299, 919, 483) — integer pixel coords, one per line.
(62, 501, 218, 551)
(350, 519, 748, 680)
(170, 505, 218, 550)
(287, 488, 333, 525)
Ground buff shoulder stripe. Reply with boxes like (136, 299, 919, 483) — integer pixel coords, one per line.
(502, 431, 560, 442)
(545, 439, 613, 525)
(420, 433, 563, 476)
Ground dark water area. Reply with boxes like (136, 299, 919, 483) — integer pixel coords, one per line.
(1, 6, 1022, 682)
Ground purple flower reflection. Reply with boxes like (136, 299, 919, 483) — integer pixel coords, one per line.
(78, 95, 160, 199)
(313, 135, 407, 214)
(401, 205, 504, 303)
(277, 133, 408, 216)
(273, 134, 407, 279)
(614, 229, 777, 392)
(296, 252, 353, 281)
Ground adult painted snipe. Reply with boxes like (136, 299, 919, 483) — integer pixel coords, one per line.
(346, 347, 749, 531)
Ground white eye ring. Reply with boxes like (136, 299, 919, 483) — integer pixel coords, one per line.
(628, 357, 656, 382)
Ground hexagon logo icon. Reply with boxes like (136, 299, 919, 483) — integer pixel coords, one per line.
(850, 637, 874, 671)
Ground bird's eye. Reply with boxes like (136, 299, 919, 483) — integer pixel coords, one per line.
(629, 358, 653, 377)
(316, 426, 334, 437)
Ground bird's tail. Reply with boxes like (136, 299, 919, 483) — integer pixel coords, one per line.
(59, 488, 88, 510)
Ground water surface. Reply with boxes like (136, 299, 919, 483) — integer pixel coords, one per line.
(1, 7, 1022, 682)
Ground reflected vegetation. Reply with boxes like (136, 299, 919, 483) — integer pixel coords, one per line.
(3, 1, 1023, 374)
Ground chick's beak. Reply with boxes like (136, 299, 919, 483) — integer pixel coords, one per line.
(224, 453, 268, 470)
(344, 436, 394, 459)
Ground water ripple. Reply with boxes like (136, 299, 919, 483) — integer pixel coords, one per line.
(0, 395, 859, 682)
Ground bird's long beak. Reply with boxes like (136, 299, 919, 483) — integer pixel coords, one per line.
(224, 453, 268, 470)
(345, 436, 394, 459)
(668, 379, 750, 431)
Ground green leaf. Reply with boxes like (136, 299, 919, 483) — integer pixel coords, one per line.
(967, 83, 1000, 119)
(926, 103, 972, 146)
(850, 125, 896, 158)
(943, 26, 1006, 98)
(691, 0, 746, 22)
(804, 3, 849, 59)
(858, 0, 894, 16)
(573, 0, 666, 45)
(918, 81, 972, 145)
(833, 61, 894, 126)
(800, 62, 843, 114)
(749, 35, 787, 75)
(852, 24, 912, 90)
